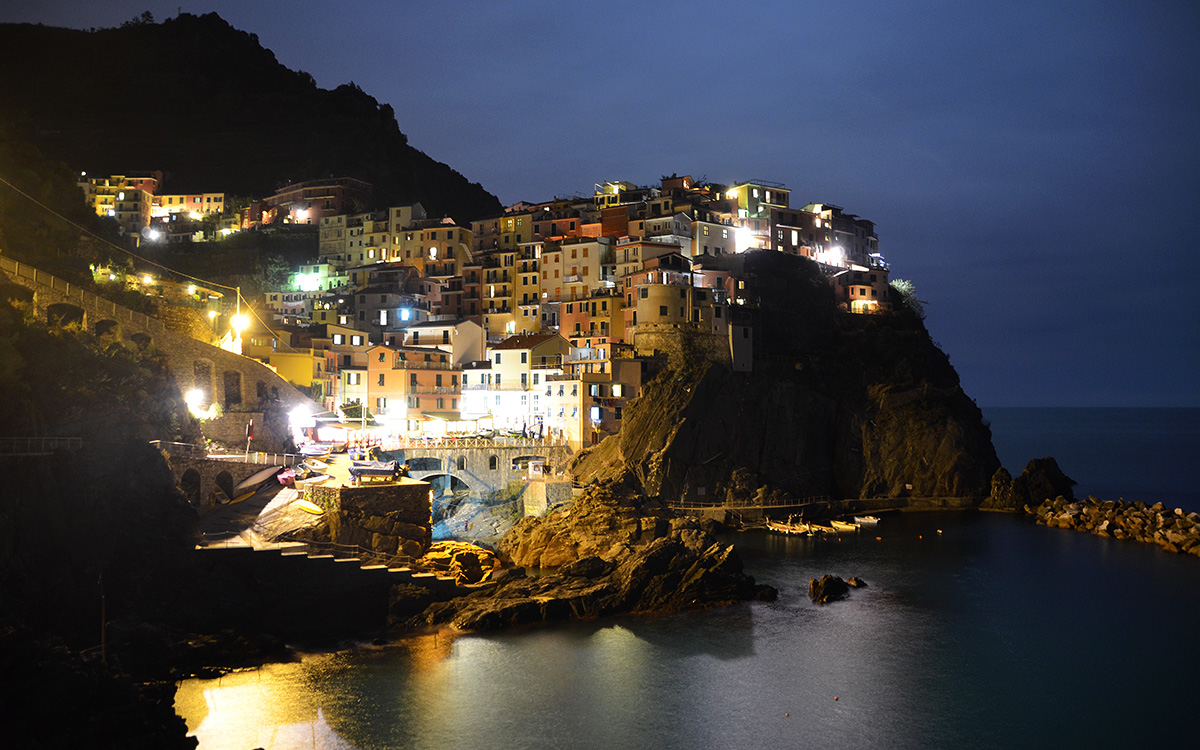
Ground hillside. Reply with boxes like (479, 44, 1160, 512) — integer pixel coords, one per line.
(0, 13, 501, 223)
(573, 251, 1000, 509)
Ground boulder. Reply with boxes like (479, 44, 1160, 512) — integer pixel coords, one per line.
(809, 574, 851, 604)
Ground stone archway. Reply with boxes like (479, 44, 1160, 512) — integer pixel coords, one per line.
(46, 302, 85, 327)
(214, 470, 234, 502)
(93, 319, 120, 337)
(223, 370, 242, 408)
(181, 469, 202, 507)
(129, 332, 153, 350)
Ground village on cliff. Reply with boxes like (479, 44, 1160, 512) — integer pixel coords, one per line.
(80, 171, 898, 454)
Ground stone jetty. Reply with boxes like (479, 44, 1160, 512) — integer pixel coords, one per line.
(1026, 496, 1200, 557)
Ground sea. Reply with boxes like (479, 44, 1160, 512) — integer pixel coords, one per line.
(175, 408, 1200, 749)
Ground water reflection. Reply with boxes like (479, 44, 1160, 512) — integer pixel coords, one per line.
(177, 514, 1200, 749)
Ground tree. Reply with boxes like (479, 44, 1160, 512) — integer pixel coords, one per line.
(890, 279, 926, 320)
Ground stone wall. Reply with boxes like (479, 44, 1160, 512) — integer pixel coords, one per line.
(632, 325, 730, 369)
(519, 480, 574, 516)
(306, 479, 433, 559)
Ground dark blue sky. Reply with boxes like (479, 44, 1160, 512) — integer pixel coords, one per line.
(6, 1, 1198, 406)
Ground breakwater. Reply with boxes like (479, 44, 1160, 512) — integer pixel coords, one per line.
(1025, 496, 1200, 556)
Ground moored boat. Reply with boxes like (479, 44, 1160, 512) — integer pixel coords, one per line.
(830, 519, 860, 532)
(766, 518, 810, 536)
(854, 515, 881, 525)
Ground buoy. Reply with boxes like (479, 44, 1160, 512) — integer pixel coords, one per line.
(876, 536, 882, 541)
(785, 713, 790, 717)
(834, 696, 839, 701)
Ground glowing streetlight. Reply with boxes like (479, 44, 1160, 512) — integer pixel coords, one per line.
(143, 275, 153, 285)
(187, 284, 196, 295)
(230, 314, 250, 333)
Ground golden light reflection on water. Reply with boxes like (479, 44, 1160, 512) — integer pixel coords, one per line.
(176, 631, 458, 749)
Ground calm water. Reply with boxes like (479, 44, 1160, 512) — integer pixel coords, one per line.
(985, 407, 1199, 511)
(177, 409, 1200, 749)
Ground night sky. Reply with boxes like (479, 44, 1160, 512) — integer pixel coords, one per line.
(4, 1, 1198, 407)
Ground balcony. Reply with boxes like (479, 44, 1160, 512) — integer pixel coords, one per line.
(391, 359, 456, 370)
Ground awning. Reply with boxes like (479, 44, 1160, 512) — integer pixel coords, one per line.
(420, 411, 463, 421)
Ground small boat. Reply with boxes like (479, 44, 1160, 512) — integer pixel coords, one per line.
(234, 465, 284, 493)
(854, 515, 881, 525)
(295, 473, 330, 486)
(228, 489, 256, 504)
(766, 519, 810, 536)
(294, 499, 325, 515)
(806, 523, 837, 534)
(301, 457, 329, 471)
(830, 519, 860, 532)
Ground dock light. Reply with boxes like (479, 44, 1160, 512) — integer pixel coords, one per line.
(143, 275, 153, 285)
(187, 284, 196, 295)
(147, 229, 162, 241)
(231, 314, 250, 333)
(207, 310, 218, 320)
(108, 274, 116, 281)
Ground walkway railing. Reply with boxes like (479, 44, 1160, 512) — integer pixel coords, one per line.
(1, 257, 166, 333)
(150, 440, 305, 466)
(669, 494, 834, 511)
(269, 532, 417, 568)
(0, 436, 83, 456)
(385, 436, 568, 451)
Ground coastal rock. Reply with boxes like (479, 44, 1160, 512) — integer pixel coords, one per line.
(407, 530, 774, 633)
(498, 481, 682, 569)
(809, 575, 851, 604)
(1025, 496, 1200, 557)
(847, 577, 868, 588)
(984, 457, 1076, 511)
(569, 257, 999, 510)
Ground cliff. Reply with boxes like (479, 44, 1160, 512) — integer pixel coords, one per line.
(0, 13, 502, 223)
(573, 252, 999, 508)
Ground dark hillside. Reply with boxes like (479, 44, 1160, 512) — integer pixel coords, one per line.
(0, 13, 501, 222)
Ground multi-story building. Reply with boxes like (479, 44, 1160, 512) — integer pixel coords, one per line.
(387, 319, 485, 366)
(461, 333, 570, 432)
(264, 177, 372, 225)
(365, 344, 462, 435)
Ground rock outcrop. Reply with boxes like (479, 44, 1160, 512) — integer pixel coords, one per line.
(1026, 496, 1200, 556)
(809, 575, 851, 604)
(571, 256, 999, 509)
(983, 457, 1076, 511)
(402, 534, 775, 632)
(395, 480, 773, 632)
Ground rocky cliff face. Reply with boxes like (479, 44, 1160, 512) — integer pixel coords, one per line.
(573, 255, 999, 508)
(404, 482, 774, 632)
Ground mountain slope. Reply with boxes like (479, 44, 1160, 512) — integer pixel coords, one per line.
(0, 13, 501, 222)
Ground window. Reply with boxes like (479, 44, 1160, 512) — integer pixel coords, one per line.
(660, 306, 668, 316)
(640, 287, 648, 299)
(378, 351, 385, 362)
(436, 374, 443, 387)
(410, 374, 418, 387)
(521, 352, 527, 364)
(333, 334, 345, 345)
(437, 397, 444, 409)
(408, 395, 419, 408)
(350, 336, 362, 346)
(495, 353, 502, 364)
(488, 455, 499, 470)
(347, 372, 361, 385)
(376, 397, 386, 410)
(378, 373, 385, 386)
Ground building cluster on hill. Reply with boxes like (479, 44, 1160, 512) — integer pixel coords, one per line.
(79, 170, 894, 450)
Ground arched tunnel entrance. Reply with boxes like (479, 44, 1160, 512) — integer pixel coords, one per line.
(424, 473, 472, 524)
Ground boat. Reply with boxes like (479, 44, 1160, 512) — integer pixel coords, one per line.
(830, 519, 860, 532)
(806, 523, 837, 534)
(766, 519, 810, 536)
(294, 499, 325, 515)
(233, 465, 285, 493)
(854, 515, 881, 525)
